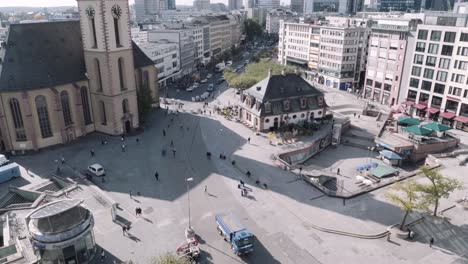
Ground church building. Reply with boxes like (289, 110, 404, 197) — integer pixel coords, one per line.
(0, 0, 159, 153)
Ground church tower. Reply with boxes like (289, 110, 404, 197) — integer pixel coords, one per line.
(77, 0, 139, 135)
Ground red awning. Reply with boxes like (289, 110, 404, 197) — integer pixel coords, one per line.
(427, 108, 440, 114)
(454, 115, 468, 123)
(402, 100, 415, 106)
(415, 103, 427, 110)
(440, 112, 456, 119)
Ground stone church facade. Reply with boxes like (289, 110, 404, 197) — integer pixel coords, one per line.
(0, 0, 158, 153)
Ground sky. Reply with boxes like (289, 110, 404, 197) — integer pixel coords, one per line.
(0, 0, 240, 7)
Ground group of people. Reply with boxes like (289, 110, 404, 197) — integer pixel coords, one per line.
(135, 207, 143, 216)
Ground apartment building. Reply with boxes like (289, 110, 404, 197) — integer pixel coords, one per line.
(266, 9, 299, 35)
(139, 42, 180, 87)
(401, 12, 468, 131)
(278, 21, 314, 68)
(318, 23, 369, 90)
(363, 19, 418, 106)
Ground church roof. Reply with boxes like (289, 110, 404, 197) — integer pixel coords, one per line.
(0, 21, 154, 92)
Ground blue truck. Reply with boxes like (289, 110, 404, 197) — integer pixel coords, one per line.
(0, 162, 20, 183)
(215, 213, 254, 255)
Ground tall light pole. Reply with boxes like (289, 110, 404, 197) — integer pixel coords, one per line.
(185, 177, 194, 237)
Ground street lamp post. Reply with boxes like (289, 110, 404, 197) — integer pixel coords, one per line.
(185, 177, 194, 238)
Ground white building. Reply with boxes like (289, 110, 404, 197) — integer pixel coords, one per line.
(266, 9, 298, 35)
(131, 27, 149, 44)
(400, 12, 468, 131)
(138, 42, 180, 88)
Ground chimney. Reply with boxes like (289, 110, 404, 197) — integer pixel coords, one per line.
(268, 68, 272, 77)
(281, 69, 285, 76)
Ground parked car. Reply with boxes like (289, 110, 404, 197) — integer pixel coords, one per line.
(88, 163, 105, 177)
(193, 82, 200, 88)
(186, 86, 194, 92)
(215, 78, 225, 84)
(200, 79, 208, 83)
(226, 61, 233, 66)
(245, 59, 250, 64)
(207, 84, 214, 92)
(207, 74, 213, 79)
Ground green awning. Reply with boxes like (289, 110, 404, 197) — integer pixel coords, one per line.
(403, 125, 433, 135)
(369, 165, 398, 178)
(421, 122, 451, 132)
(398, 116, 420, 126)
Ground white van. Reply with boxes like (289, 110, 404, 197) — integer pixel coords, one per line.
(87, 163, 105, 177)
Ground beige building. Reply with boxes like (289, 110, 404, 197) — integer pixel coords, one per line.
(0, 0, 158, 152)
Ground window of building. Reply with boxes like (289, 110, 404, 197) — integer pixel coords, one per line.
(384, 84, 391, 91)
(430, 30, 441, 41)
(264, 102, 271, 113)
(459, 47, 468, 56)
(426, 56, 436, 67)
(436, 71, 448, 82)
(446, 100, 459, 112)
(60, 91, 73, 126)
(172, 54, 177, 58)
(94, 58, 103, 92)
(366, 79, 373, 86)
(409, 78, 419, 88)
(444, 32, 456, 43)
(411, 66, 421, 76)
(9, 98, 26, 141)
(451, 73, 465, 83)
(460, 33, 468, 42)
(441, 45, 453, 56)
(407, 90, 417, 101)
(283, 100, 290, 111)
(415, 42, 425, 52)
(418, 30, 428, 40)
(434, 83, 445, 94)
(118, 57, 126, 91)
(172, 61, 177, 68)
(431, 96, 443, 107)
(122, 99, 129, 114)
(113, 13, 121, 47)
(375, 81, 382, 89)
(439, 58, 450, 69)
(81, 86, 92, 125)
(458, 61, 468, 70)
(99, 101, 107, 125)
(428, 43, 439, 54)
(449, 86, 462, 96)
(35, 95, 53, 138)
(419, 92, 430, 103)
(300, 98, 307, 108)
(421, 80, 432, 91)
(423, 68, 434, 79)
(414, 54, 424, 65)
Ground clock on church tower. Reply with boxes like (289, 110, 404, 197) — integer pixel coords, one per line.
(77, 0, 139, 135)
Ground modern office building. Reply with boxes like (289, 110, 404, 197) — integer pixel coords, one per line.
(363, 18, 419, 106)
(139, 42, 180, 88)
(194, 0, 211, 10)
(229, 0, 243, 10)
(379, 0, 419, 12)
(278, 21, 315, 68)
(291, 0, 304, 13)
(135, 0, 169, 22)
(401, 12, 468, 130)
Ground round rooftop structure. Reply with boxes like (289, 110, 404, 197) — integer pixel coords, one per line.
(27, 199, 96, 263)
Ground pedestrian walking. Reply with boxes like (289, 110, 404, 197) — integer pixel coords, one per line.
(387, 233, 391, 242)
(155, 172, 159, 181)
(129, 191, 133, 199)
(170, 140, 174, 147)
(358, 115, 361, 119)
(204, 185, 207, 193)
(247, 137, 251, 144)
(163, 129, 166, 136)
(429, 237, 434, 247)
(354, 113, 356, 118)
(136, 138, 140, 143)
(121, 136, 125, 141)
(135, 207, 139, 216)
(337, 168, 340, 175)
(90, 149, 95, 157)
(61, 157, 65, 164)
(100, 249, 105, 262)
(299, 167, 303, 175)
(172, 148, 176, 158)
(122, 225, 127, 235)
(121, 144, 126, 152)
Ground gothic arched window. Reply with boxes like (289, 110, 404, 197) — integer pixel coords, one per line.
(99, 101, 107, 125)
(111, 5, 122, 47)
(9, 98, 26, 141)
(35, 95, 53, 138)
(60, 91, 73, 126)
(95, 58, 103, 92)
(118, 57, 126, 91)
(81, 86, 92, 125)
(122, 99, 129, 114)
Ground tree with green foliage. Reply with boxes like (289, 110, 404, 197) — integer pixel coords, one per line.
(137, 83, 154, 121)
(152, 253, 191, 264)
(416, 166, 464, 216)
(385, 180, 424, 230)
(244, 18, 263, 41)
(224, 59, 297, 89)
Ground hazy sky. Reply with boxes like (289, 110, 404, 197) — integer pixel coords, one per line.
(0, 0, 240, 7)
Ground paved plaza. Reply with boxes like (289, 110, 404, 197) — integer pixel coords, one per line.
(8, 86, 468, 264)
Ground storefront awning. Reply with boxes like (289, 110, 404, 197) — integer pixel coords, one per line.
(415, 103, 427, 110)
(427, 108, 440, 114)
(454, 115, 468, 123)
(402, 100, 415, 106)
(440, 111, 456, 119)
